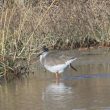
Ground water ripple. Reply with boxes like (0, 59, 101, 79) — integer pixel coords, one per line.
(63, 73, 110, 80)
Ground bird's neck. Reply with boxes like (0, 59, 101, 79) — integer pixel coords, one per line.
(40, 52, 48, 63)
(42, 52, 48, 58)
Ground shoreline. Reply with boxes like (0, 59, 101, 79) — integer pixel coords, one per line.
(0, 45, 110, 83)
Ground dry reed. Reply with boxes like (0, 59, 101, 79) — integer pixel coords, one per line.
(0, 0, 110, 81)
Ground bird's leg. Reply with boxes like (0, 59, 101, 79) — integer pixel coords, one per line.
(55, 72, 60, 79)
(55, 72, 60, 84)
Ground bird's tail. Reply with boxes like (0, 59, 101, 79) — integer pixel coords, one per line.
(65, 57, 77, 65)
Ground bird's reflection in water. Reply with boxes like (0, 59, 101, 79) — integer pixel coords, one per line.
(42, 82, 74, 110)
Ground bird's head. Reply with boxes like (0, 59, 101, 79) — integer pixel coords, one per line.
(42, 45, 49, 52)
(37, 45, 49, 57)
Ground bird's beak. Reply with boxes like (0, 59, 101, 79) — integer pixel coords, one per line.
(37, 51, 43, 57)
(70, 64, 77, 71)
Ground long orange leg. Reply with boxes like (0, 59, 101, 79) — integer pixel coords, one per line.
(55, 72, 60, 79)
(55, 72, 60, 84)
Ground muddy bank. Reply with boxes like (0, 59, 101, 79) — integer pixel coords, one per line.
(0, 45, 110, 83)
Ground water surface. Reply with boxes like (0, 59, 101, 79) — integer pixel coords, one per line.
(0, 48, 110, 110)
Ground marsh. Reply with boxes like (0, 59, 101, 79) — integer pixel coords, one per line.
(0, 48, 110, 110)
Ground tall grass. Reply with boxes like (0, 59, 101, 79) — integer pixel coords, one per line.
(0, 0, 59, 80)
(0, 0, 110, 80)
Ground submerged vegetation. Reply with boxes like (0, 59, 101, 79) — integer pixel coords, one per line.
(0, 0, 110, 81)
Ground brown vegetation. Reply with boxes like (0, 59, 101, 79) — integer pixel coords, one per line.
(0, 0, 110, 81)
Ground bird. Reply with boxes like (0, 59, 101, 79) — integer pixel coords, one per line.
(37, 46, 77, 80)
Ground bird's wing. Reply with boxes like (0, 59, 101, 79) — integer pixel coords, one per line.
(43, 51, 73, 66)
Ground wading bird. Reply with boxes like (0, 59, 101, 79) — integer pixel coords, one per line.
(37, 46, 77, 80)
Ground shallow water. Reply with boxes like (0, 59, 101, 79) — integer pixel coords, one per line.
(1, 48, 110, 110)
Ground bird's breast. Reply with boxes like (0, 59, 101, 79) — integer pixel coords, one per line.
(44, 64, 68, 73)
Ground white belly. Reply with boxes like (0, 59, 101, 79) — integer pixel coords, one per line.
(45, 64, 68, 73)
